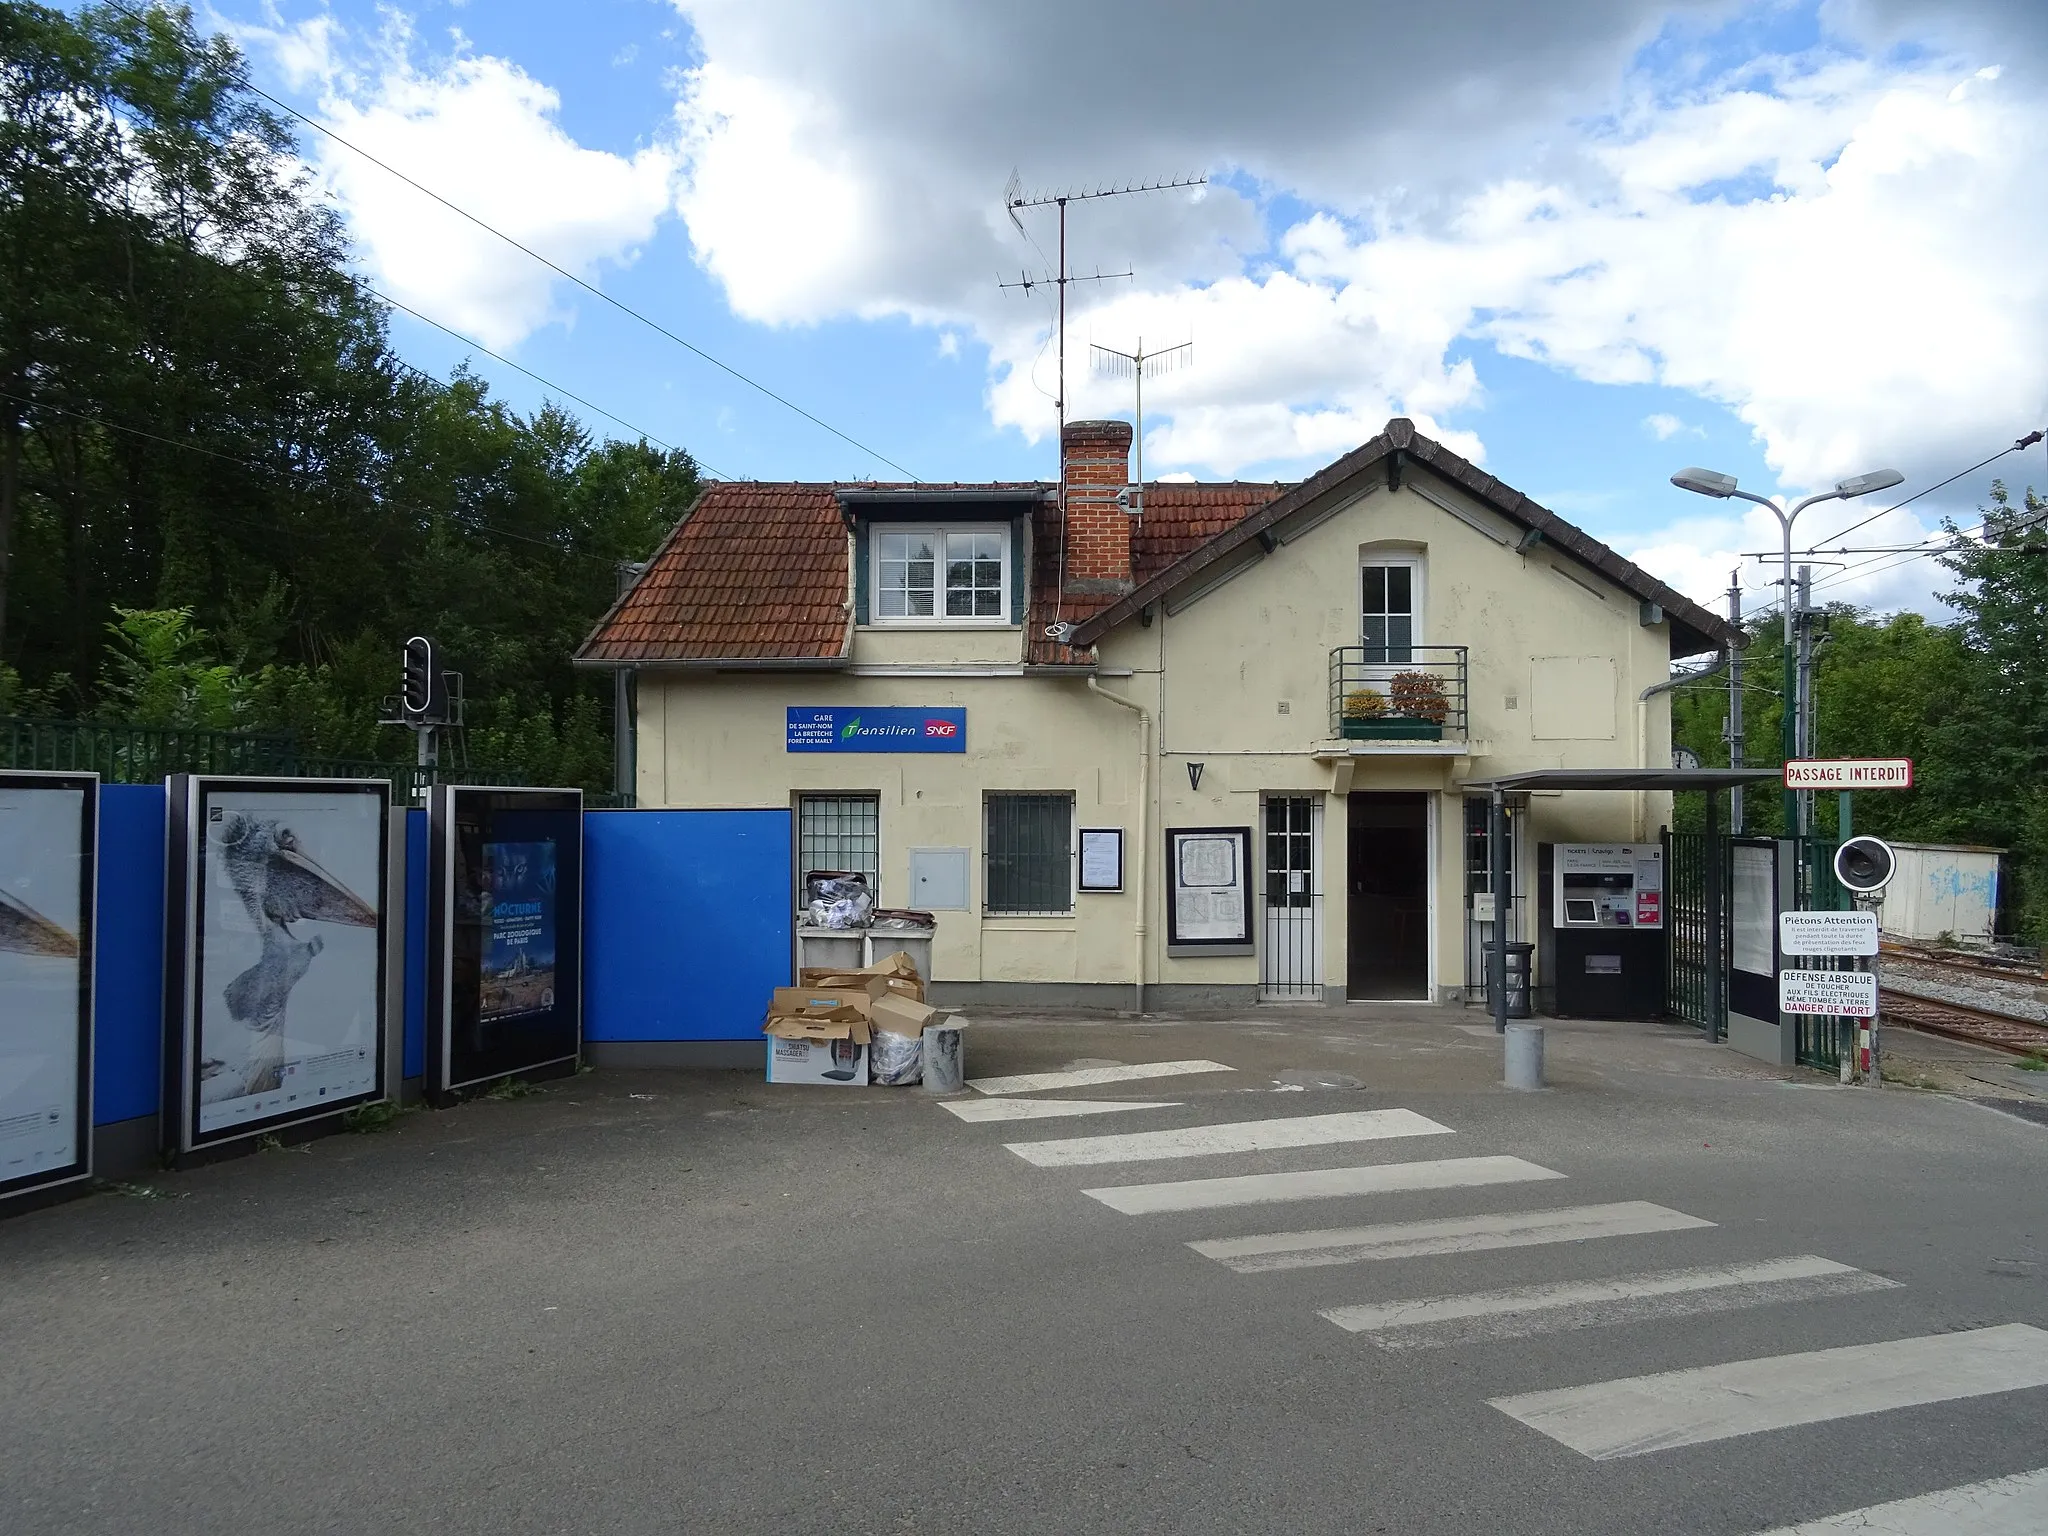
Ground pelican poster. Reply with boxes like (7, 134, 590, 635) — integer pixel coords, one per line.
(179, 780, 387, 1144)
(0, 775, 94, 1197)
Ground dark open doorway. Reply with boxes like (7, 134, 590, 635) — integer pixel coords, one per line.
(1347, 792, 1429, 999)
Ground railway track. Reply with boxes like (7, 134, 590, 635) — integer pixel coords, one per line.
(1880, 988, 2048, 1058)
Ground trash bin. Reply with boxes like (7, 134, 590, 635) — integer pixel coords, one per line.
(1504, 941, 1534, 1020)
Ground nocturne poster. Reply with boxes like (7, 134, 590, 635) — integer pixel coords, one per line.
(480, 839, 557, 1025)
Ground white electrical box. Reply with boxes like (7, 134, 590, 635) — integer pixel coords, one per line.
(1554, 844, 1664, 930)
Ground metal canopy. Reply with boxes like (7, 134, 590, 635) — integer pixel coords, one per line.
(1463, 767, 1782, 793)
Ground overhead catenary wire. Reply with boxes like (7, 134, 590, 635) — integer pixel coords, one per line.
(99, 0, 916, 481)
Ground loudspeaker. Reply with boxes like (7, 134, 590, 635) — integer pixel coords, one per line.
(1833, 835, 1896, 894)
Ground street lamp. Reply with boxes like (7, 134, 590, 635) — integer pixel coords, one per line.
(1670, 465, 1903, 837)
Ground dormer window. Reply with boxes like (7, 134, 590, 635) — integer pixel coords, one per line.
(873, 525, 1011, 624)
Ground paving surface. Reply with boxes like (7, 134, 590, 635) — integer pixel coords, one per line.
(5, 1004, 2048, 1535)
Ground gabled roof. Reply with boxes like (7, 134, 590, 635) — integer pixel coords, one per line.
(577, 418, 1742, 666)
(1068, 419, 1742, 658)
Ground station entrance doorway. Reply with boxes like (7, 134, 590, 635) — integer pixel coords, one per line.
(1347, 792, 1429, 1000)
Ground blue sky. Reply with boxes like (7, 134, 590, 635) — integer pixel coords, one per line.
(210, 0, 2046, 614)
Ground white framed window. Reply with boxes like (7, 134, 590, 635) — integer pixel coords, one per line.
(873, 525, 1010, 623)
(1361, 556, 1423, 663)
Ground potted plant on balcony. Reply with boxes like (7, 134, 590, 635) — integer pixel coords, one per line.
(1344, 670, 1449, 741)
(1339, 685, 1387, 738)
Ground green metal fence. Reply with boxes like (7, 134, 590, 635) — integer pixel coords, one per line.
(1791, 835, 1853, 1071)
(0, 716, 546, 802)
(1664, 830, 1726, 1039)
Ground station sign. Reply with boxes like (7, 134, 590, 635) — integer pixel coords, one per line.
(1782, 758, 1913, 790)
(786, 707, 966, 753)
(1778, 968, 1878, 1018)
(1778, 910, 1880, 957)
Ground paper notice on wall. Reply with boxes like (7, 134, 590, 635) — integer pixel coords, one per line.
(1173, 832, 1247, 943)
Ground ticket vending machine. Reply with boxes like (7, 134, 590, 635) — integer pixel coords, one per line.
(1551, 843, 1666, 1020)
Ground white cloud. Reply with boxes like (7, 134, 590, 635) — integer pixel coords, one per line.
(242, 13, 679, 350)
(661, 2, 2046, 545)
(1644, 413, 1700, 441)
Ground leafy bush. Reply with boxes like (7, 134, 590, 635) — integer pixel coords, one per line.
(1388, 670, 1450, 723)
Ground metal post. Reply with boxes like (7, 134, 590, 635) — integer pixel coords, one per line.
(1704, 785, 1724, 1042)
(1795, 566, 1816, 841)
(1727, 570, 1745, 835)
(1779, 511, 1798, 840)
(1489, 787, 1508, 1034)
(1838, 791, 1852, 844)
(1864, 893, 1882, 1089)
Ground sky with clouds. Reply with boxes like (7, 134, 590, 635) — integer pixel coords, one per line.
(216, 0, 2047, 619)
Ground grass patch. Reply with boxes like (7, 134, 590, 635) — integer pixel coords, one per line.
(2016, 1053, 2048, 1072)
(341, 1099, 413, 1133)
(482, 1076, 543, 1101)
(97, 1179, 183, 1201)
(256, 1133, 284, 1152)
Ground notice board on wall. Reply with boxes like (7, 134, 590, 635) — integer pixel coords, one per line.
(1166, 826, 1252, 954)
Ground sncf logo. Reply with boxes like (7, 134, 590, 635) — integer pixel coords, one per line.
(923, 719, 958, 737)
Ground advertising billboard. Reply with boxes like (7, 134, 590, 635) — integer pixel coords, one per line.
(428, 787, 583, 1096)
(165, 777, 390, 1152)
(0, 772, 97, 1201)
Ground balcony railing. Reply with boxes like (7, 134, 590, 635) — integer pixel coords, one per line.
(1328, 646, 1469, 742)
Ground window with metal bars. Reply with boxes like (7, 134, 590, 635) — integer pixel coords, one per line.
(984, 793, 1073, 914)
(798, 794, 880, 903)
(1264, 796, 1315, 908)
(1463, 795, 1519, 894)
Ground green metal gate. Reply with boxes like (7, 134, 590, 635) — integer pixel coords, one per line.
(1664, 830, 1726, 1040)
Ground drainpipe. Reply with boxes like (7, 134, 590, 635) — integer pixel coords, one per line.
(1089, 675, 1151, 1016)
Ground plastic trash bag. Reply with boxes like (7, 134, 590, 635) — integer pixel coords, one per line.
(802, 871, 874, 930)
(869, 1029, 922, 1086)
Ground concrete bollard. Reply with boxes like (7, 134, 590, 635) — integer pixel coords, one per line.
(1504, 1023, 1545, 1091)
(920, 1022, 965, 1093)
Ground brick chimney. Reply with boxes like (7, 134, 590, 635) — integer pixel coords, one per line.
(1061, 419, 1135, 594)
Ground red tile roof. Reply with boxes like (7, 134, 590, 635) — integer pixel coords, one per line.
(1027, 482, 1286, 664)
(577, 479, 1288, 665)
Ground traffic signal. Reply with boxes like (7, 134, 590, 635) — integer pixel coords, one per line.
(402, 636, 447, 724)
(1833, 836, 1896, 895)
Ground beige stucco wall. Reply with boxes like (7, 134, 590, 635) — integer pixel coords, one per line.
(636, 464, 1682, 998)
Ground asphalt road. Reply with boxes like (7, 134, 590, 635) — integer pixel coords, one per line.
(5, 1010, 2047, 1535)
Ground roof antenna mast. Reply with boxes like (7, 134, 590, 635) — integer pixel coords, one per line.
(1091, 336, 1191, 520)
(1000, 172, 1207, 625)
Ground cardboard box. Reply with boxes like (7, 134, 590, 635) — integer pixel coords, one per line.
(799, 967, 924, 1003)
(770, 977, 890, 1018)
(763, 1003, 872, 1086)
(868, 991, 948, 1039)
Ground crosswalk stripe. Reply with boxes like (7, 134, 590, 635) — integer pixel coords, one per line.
(1754, 1467, 2048, 1534)
(1083, 1155, 1563, 1215)
(1005, 1108, 1453, 1169)
(1191, 1200, 1711, 1273)
(1490, 1323, 2048, 1461)
(1321, 1255, 1898, 1349)
(967, 1060, 1234, 1096)
(940, 1097, 1183, 1123)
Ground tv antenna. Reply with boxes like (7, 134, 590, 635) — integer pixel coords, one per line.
(1090, 337, 1191, 518)
(1000, 172, 1205, 451)
(1001, 172, 1207, 631)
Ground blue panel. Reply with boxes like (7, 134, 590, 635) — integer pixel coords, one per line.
(786, 706, 964, 753)
(584, 810, 792, 1041)
(404, 808, 428, 1080)
(93, 784, 166, 1126)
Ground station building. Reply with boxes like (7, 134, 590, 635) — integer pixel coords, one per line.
(577, 418, 1742, 1008)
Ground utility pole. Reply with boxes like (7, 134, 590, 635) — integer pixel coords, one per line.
(1794, 565, 1815, 844)
(1726, 569, 1745, 835)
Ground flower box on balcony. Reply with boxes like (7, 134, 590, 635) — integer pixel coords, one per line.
(1340, 716, 1444, 741)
